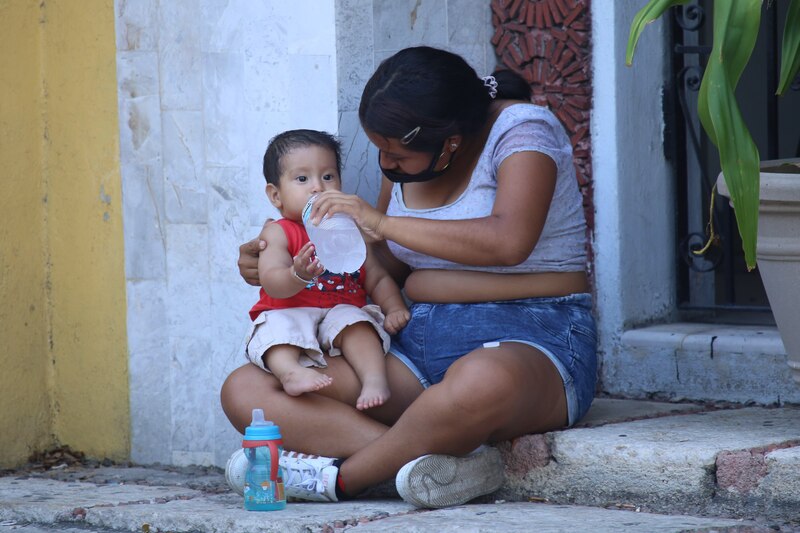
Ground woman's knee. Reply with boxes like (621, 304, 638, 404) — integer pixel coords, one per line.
(220, 364, 277, 431)
(440, 355, 517, 417)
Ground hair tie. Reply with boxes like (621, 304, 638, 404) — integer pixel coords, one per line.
(481, 75, 498, 99)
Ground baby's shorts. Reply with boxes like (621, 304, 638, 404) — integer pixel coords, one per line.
(390, 293, 597, 427)
(246, 304, 390, 372)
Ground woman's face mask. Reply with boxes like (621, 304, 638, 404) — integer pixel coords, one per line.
(379, 149, 452, 183)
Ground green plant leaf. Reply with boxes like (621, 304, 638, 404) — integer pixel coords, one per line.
(703, 0, 763, 270)
(626, 0, 690, 66)
(706, 62, 760, 270)
(699, 0, 762, 149)
(777, 0, 800, 95)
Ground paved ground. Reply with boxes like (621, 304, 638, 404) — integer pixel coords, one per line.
(2, 397, 799, 532)
(0, 469, 782, 533)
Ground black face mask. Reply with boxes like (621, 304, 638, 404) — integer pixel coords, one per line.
(379, 149, 453, 183)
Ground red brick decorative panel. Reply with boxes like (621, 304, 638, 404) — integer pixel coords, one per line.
(491, 0, 594, 243)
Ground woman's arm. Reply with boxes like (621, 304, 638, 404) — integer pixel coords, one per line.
(404, 269, 589, 303)
(370, 179, 412, 286)
(309, 151, 557, 267)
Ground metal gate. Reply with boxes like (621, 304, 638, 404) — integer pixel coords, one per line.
(669, 0, 800, 324)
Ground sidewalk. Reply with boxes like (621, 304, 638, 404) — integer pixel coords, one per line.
(1, 398, 798, 532)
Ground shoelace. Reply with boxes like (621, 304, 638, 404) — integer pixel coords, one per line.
(281, 455, 325, 494)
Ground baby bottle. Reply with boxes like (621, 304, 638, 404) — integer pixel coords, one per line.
(302, 194, 367, 274)
(243, 408, 286, 511)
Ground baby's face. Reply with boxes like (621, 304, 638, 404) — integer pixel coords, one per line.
(269, 145, 342, 221)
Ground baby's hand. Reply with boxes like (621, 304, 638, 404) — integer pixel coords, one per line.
(382, 308, 410, 335)
(292, 242, 324, 282)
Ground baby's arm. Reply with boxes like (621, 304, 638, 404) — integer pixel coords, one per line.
(258, 223, 325, 298)
(363, 244, 410, 335)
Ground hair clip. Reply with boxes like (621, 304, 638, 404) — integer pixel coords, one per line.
(482, 75, 498, 99)
(401, 126, 421, 145)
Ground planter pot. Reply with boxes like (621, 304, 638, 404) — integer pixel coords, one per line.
(718, 158, 800, 384)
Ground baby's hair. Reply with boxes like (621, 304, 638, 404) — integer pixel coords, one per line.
(263, 129, 342, 185)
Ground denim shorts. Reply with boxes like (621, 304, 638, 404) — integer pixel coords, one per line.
(389, 293, 597, 427)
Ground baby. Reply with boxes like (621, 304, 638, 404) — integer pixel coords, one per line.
(245, 129, 409, 410)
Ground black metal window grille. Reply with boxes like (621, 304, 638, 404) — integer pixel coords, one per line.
(669, 0, 800, 325)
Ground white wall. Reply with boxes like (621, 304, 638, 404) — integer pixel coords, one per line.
(116, 0, 495, 467)
(116, 0, 338, 466)
(591, 4, 676, 380)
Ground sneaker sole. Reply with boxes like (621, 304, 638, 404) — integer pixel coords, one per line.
(395, 447, 505, 509)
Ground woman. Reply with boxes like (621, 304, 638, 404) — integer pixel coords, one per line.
(222, 46, 597, 509)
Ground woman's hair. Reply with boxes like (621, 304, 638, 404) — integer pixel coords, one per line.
(359, 46, 531, 152)
(262, 129, 342, 185)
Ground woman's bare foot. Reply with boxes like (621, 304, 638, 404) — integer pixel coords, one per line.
(279, 368, 333, 396)
(356, 375, 391, 410)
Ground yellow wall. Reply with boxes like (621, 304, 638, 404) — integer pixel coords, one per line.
(0, 1, 53, 467)
(0, 0, 129, 467)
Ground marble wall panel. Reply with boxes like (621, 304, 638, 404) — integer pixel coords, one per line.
(162, 111, 207, 224)
(288, 54, 338, 133)
(117, 51, 159, 100)
(115, 0, 159, 52)
(126, 279, 171, 465)
(335, 0, 375, 113)
(286, 0, 336, 55)
(200, 0, 245, 54)
(121, 163, 166, 280)
(169, 334, 215, 465)
(165, 224, 210, 337)
(447, 0, 493, 47)
(207, 166, 252, 283)
(203, 53, 246, 168)
(158, 1, 202, 110)
(118, 95, 162, 165)
(372, 0, 448, 52)
(339, 110, 380, 203)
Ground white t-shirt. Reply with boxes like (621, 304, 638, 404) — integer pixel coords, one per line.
(386, 103, 587, 273)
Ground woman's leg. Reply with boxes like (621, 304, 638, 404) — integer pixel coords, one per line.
(220, 354, 424, 457)
(338, 342, 567, 494)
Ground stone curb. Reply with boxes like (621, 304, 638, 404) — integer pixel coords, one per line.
(497, 402, 800, 522)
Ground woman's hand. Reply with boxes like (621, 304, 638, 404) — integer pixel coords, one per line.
(238, 237, 266, 286)
(309, 191, 386, 242)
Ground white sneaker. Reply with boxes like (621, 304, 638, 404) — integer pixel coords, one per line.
(225, 449, 339, 502)
(395, 446, 505, 508)
(224, 448, 249, 496)
(280, 451, 339, 502)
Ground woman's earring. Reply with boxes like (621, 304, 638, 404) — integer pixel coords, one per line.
(450, 143, 458, 151)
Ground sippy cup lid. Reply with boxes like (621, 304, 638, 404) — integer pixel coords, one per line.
(243, 408, 281, 441)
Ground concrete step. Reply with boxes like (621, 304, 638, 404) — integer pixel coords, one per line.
(498, 398, 800, 523)
(603, 323, 800, 405)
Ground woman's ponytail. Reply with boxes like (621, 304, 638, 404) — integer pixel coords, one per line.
(490, 69, 532, 101)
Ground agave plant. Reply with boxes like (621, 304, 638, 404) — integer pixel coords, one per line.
(626, 0, 800, 271)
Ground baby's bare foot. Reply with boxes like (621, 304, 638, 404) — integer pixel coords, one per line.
(281, 368, 332, 396)
(356, 376, 391, 410)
